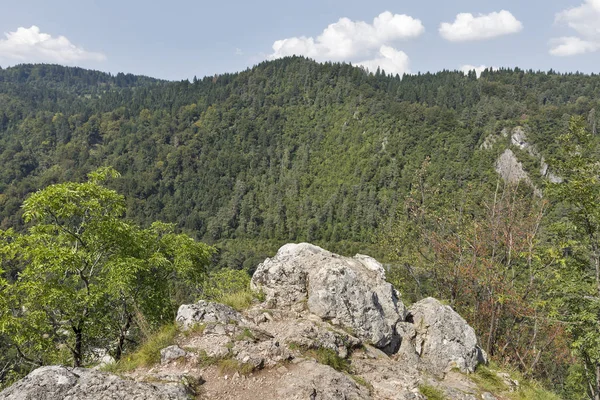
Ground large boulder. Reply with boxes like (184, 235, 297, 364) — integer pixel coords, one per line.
(407, 297, 485, 375)
(0, 365, 190, 400)
(251, 243, 406, 351)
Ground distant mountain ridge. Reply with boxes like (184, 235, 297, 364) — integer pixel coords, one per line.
(0, 57, 598, 250)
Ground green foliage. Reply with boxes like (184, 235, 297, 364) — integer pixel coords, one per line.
(472, 365, 508, 393)
(0, 57, 597, 395)
(201, 268, 251, 300)
(418, 384, 447, 400)
(350, 374, 373, 393)
(509, 383, 562, 400)
(311, 347, 350, 373)
(287, 342, 351, 372)
(200, 268, 255, 311)
(2, 58, 596, 252)
(546, 116, 600, 399)
(107, 324, 179, 372)
(220, 291, 255, 311)
(234, 328, 255, 342)
(216, 358, 255, 376)
(0, 169, 213, 379)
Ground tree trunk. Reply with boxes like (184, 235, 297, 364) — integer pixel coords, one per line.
(115, 314, 132, 361)
(73, 326, 83, 367)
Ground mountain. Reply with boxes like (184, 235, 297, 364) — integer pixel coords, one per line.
(2, 59, 600, 397)
(0, 59, 598, 255)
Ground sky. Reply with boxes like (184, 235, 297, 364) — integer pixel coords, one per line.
(0, 0, 598, 80)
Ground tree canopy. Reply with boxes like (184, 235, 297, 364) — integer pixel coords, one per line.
(0, 167, 213, 373)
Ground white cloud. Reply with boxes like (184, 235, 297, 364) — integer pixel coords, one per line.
(355, 46, 410, 76)
(460, 64, 491, 78)
(0, 26, 105, 64)
(549, 36, 599, 56)
(269, 11, 423, 69)
(235, 48, 244, 56)
(550, 1, 600, 56)
(439, 10, 523, 42)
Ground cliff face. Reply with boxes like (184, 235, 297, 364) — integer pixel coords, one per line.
(2, 244, 513, 400)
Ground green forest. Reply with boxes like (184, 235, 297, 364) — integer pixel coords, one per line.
(1, 58, 600, 398)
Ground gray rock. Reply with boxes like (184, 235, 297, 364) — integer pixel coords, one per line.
(0, 365, 190, 400)
(251, 243, 406, 351)
(161, 345, 187, 364)
(276, 360, 371, 399)
(265, 318, 361, 359)
(408, 298, 484, 375)
(176, 300, 243, 330)
(495, 149, 530, 185)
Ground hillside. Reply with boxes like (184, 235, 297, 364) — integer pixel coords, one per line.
(2, 59, 600, 397)
(1, 59, 599, 251)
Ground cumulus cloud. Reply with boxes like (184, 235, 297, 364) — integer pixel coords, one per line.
(460, 64, 491, 78)
(355, 46, 411, 76)
(0, 26, 105, 63)
(439, 10, 523, 42)
(549, 36, 599, 56)
(550, 0, 600, 56)
(269, 11, 423, 76)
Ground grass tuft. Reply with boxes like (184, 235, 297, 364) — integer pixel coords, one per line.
(471, 364, 508, 393)
(182, 323, 206, 337)
(351, 374, 374, 393)
(217, 358, 255, 376)
(103, 324, 178, 372)
(418, 384, 447, 400)
(235, 327, 255, 342)
(219, 291, 254, 311)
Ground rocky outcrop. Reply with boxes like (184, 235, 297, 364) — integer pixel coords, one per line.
(0, 365, 190, 400)
(2, 243, 494, 400)
(495, 149, 531, 186)
(488, 126, 562, 190)
(176, 300, 245, 329)
(251, 243, 406, 351)
(407, 298, 485, 375)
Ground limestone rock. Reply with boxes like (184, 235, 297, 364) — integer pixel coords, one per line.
(408, 298, 484, 375)
(275, 360, 371, 400)
(495, 149, 530, 185)
(176, 300, 244, 330)
(251, 243, 406, 351)
(161, 345, 188, 364)
(0, 365, 190, 400)
(261, 318, 361, 359)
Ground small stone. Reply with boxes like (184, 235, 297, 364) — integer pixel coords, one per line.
(277, 366, 288, 374)
(160, 345, 187, 365)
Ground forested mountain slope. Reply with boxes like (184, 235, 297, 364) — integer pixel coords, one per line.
(4, 59, 600, 397)
(0, 58, 598, 246)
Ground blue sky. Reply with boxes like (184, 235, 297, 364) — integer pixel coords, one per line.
(0, 0, 598, 80)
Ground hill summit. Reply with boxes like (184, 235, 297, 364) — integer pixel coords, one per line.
(1, 243, 531, 400)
